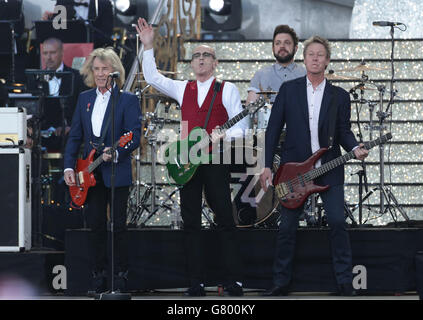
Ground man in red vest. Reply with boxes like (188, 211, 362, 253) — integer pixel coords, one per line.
(136, 18, 248, 296)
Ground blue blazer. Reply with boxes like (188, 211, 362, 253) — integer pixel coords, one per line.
(265, 76, 358, 187)
(64, 87, 141, 188)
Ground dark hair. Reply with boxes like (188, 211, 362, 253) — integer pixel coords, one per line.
(273, 25, 299, 47)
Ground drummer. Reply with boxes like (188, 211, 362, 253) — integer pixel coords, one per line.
(247, 25, 306, 104)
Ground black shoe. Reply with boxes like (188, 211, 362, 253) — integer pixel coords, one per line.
(184, 284, 206, 297)
(224, 283, 244, 297)
(113, 271, 128, 293)
(87, 270, 107, 296)
(261, 285, 289, 296)
(337, 283, 357, 296)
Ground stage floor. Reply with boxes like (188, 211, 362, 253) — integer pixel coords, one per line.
(1, 227, 423, 298)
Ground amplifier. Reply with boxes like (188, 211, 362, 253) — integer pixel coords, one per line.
(0, 147, 31, 252)
(0, 107, 27, 146)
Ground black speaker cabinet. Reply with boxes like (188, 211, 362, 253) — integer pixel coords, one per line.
(0, 147, 31, 251)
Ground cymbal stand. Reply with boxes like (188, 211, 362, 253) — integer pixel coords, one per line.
(350, 80, 409, 224)
(349, 73, 370, 226)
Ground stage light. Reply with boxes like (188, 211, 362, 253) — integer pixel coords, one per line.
(202, 0, 243, 39)
(116, 0, 130, 12)
(115, 0, 136, 16)
(113, 0, 148, 27)
(208, 0, 224, 13)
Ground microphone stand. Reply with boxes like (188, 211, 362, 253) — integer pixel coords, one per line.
(96, 78, 131, 300)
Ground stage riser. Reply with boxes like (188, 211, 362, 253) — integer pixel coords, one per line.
(0, 252, 64, 294)
(64, 228, 423, 295)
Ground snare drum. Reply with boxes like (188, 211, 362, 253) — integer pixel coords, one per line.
(256, 104, 272, 131)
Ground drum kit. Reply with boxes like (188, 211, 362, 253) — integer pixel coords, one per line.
(127, 58, 408, 229)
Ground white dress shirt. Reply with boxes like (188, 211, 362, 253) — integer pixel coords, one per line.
(48, 62, 64, 96)
(306, 77, 326, 168)
(91, 87, 111, 137)
(142, 48, 249, 140)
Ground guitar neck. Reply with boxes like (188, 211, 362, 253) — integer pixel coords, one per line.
(87, 140, 120, 173)
(308, 150, 355, 180)
(220, 109, 249, 131)
(307, 134, 389, 181)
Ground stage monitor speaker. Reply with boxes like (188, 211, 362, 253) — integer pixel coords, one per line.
(0, 147, 31, 252)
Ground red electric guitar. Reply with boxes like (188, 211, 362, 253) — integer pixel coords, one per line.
(69, 131, 133, 208)
(273, 133, 392, 209)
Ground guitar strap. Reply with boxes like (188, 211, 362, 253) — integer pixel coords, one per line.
(203, 80, 222, 131)
(327, 88, 338, 148)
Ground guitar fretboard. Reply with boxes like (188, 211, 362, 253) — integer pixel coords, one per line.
(220, 109, 250, 130)
(303, 133, 391, 182)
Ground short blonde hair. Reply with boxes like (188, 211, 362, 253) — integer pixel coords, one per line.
(80, 47, 125, 88)
(303, 36, 331, 59)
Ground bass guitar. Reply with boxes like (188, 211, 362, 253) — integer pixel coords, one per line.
(165, 97, 265, 185)
(69, 131, 133, 208)
(273, 133, 392, 209)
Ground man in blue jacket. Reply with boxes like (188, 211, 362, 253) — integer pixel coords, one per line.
(64, 47, 141, 294)
(260, 36, 369, 296)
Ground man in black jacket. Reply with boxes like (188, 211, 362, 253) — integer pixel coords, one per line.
(39, 37, 87, 152)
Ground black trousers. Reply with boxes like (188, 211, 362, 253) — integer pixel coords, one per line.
(85, 176, 129, 274)
(273, 184, 353, 287)
(180, 164, 243, 286)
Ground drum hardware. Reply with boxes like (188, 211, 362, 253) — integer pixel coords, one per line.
(346, 35, 409, 225)
(301, 194, 357, 227)
(128, 101, 182, 228)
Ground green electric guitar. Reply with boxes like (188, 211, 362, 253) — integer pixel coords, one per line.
(164, 97, 265, 185)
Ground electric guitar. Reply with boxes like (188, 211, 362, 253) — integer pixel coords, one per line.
(69, 131, 133, 208)
(165, 97, 265, 185)
(273, 133, 392, 209)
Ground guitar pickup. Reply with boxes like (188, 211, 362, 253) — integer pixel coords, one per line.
(78, 171, 85, 185)
(298, 174, 305, 187)
(287, 181, 294, 193)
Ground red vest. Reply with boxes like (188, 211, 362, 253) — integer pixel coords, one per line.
(181, 79, 228, 139)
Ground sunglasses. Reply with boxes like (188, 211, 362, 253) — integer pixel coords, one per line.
(191, 52, 216, 60)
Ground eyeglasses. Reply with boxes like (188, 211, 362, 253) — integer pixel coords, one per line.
(191, 52, 216, 60)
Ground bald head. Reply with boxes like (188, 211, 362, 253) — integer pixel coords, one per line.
(42, 38, 64, 70)
(190, 45, 218, 82)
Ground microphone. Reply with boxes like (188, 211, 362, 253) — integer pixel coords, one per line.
(109, 71, 120, 78)
(372, 21, 404, 27)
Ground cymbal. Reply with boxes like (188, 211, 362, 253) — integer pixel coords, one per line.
(257, 91, 278, 95)
(325, 72, 361, 81)
(353, 84, 377, 91)
(143, 93, 176, 100)
(336, 63, 388, 73)
(136, 70, 180, 75)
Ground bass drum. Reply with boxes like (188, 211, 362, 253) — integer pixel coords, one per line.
(231, 174, 281, 228)
(229, 143, 281, 228)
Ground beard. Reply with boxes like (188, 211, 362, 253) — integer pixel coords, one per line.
(274, 49, 295, 64)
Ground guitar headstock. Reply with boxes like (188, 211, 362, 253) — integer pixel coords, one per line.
(245, 96, 266, 114)
(119, 131, 133, 148)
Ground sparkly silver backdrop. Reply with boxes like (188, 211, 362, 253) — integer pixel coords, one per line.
(350, 0, 423, 38)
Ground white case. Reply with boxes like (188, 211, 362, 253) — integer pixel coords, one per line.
(0, 148, 31, 252)
(0, 107, 27, 146)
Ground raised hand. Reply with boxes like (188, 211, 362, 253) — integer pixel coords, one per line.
(135, 17, 154, 50)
